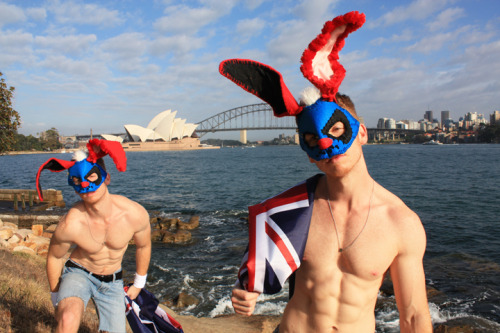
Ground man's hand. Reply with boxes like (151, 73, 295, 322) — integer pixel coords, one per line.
(126, 285, 142, 300)
(231, 287, 260, 316)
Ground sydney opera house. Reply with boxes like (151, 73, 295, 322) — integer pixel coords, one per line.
(102, 109, 216, 151)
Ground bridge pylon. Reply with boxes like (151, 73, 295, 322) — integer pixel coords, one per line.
(240, 130, 247, 144)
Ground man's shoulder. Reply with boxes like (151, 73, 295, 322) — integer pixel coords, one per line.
(377, 185, 421, 227)
(111, 194, 149, 222)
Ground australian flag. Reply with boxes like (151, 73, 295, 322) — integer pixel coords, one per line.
(125, 287, 184, 333)
(238, 174, 321, 294)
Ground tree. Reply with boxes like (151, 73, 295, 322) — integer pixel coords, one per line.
(0, 72, 21, 153)
(41, 127, 62, 150)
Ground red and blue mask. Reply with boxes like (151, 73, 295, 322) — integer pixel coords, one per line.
(36, 139, 127, 202)
(297, 99, 360, 161)
(219, 12, 366, 161)
(67, 159, 108, 194)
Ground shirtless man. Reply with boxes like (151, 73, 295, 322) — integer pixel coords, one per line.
(38, 139, 151, 332)
(231, 94, 432, 332)
(221, 11, 432, 331)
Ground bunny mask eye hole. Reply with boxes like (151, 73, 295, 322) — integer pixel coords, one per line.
(321, 109, 352, 144)
(304, 133, 319, 148)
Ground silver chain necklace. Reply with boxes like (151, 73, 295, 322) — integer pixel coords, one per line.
(326, 180, 375, 253)
(85, 213, 107, 245)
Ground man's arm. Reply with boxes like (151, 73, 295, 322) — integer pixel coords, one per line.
(390, 213, 432, 332)
(126, 205, 151, 300)
(46, 215, 74, 293)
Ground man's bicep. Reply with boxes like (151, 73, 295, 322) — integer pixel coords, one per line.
(390, 218, 429, 318)
(133, 210, 151, 248)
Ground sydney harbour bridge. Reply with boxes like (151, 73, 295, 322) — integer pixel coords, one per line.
(195, 103, 421, 143)
(78, 103, 421, 143)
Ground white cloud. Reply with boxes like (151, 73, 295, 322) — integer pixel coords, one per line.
(427, 7, 465, 32)
(48, 0, 124, 27)
(369, 0, 450, 28)
(236, 17, 266, 42)
(34, 34, 97, 57)
(153, 0, 237, 34)
(0, 2, 26, 27)
(26, 7, 47, 21)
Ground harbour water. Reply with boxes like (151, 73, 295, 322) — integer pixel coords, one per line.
(1, 144, 499, 331)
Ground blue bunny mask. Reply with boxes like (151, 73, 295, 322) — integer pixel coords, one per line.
(297, 99, 360, 161)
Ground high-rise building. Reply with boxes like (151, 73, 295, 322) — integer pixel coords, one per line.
(425, 110, 433, 123)
(491, 110, 500, 125)
(441, 111, 450, 128)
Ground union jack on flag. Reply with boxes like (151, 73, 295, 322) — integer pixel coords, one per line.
(238, 174, 321, 294)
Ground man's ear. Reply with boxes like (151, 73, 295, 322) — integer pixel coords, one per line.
(105, 174, 111, 185)
(358, 124, 368, 145)
(308, 156, 316, 164)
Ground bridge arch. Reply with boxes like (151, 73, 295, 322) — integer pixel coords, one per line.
(195, 103, 297, 137)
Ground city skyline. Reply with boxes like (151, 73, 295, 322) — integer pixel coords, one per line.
(1, 0, 499, 141)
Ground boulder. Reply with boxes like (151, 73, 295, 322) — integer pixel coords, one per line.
(32, 224, 44, 236)
(177, 216, 200, 230)
(434, 324, 479, 333)
(151, 229, 164, 242)
(8, 233, 22, 244)
(173, 230, 192, 244)
(15, 229, 33, 240)
(46, 224, 58, 232)
(174, 292, 200, 308)
(2, 222, 17, 230)
(0, 228, 14, 240)
(12, 245, 36, 255)
(161, 231, 176, 243)
(158, 218, 179, 230)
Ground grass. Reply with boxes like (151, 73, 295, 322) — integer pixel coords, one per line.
(0, 249, 100, 332)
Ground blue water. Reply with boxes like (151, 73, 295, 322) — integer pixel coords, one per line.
(1, 144, 499, 331)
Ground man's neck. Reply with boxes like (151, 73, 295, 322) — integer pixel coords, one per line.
(84, 189, 113, 220)
(324, 162, 372, 207)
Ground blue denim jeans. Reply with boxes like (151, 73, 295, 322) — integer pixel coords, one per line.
(57, 263, 126, 332)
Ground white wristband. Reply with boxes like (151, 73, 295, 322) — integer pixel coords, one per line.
(133, 273, 147, 289)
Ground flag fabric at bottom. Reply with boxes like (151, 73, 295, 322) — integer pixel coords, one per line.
(125, 287, 184, 333)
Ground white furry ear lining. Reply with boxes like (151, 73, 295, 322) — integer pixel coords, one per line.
(72, 150, 88, 162)
(299, 87, 321, 107)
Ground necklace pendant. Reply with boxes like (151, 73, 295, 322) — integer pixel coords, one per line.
(338, 248, 343, 253)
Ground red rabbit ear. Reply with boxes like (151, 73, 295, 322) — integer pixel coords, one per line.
(300, 11, 365, 102)
(219, 59, 301, 117)
(87, 139, 127, 172)
(36, 158, 75, 202)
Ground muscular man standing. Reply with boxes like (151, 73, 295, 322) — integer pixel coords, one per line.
(38, 139, 151, 332)
(221, 11, 432, 332)
(232, 94, 432, 332)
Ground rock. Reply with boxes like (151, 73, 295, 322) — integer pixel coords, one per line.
(151, 229, 164, 242)
(158, 218, 179, 230)
(161, 231, 176, 243)
(2, 222, 17, 230)
(32, 224, 44, 236)
(12, 245, 36, 255)
(434, 324, 480, 333)
(174, 292, 200, 308)
(46, 224, 57, 232)
(178, 216, 200, 230)
(15, 229, 33, 240)
(0, 228, 14, 240)
(8, 233, 22, 244)
(0, 239, 9, 248)
(174, 230, 192, 243)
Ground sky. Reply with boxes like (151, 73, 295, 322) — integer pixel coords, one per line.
(1, 0, 499, 140)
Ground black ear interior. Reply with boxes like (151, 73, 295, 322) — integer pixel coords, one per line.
(220, 59, 297, 117)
